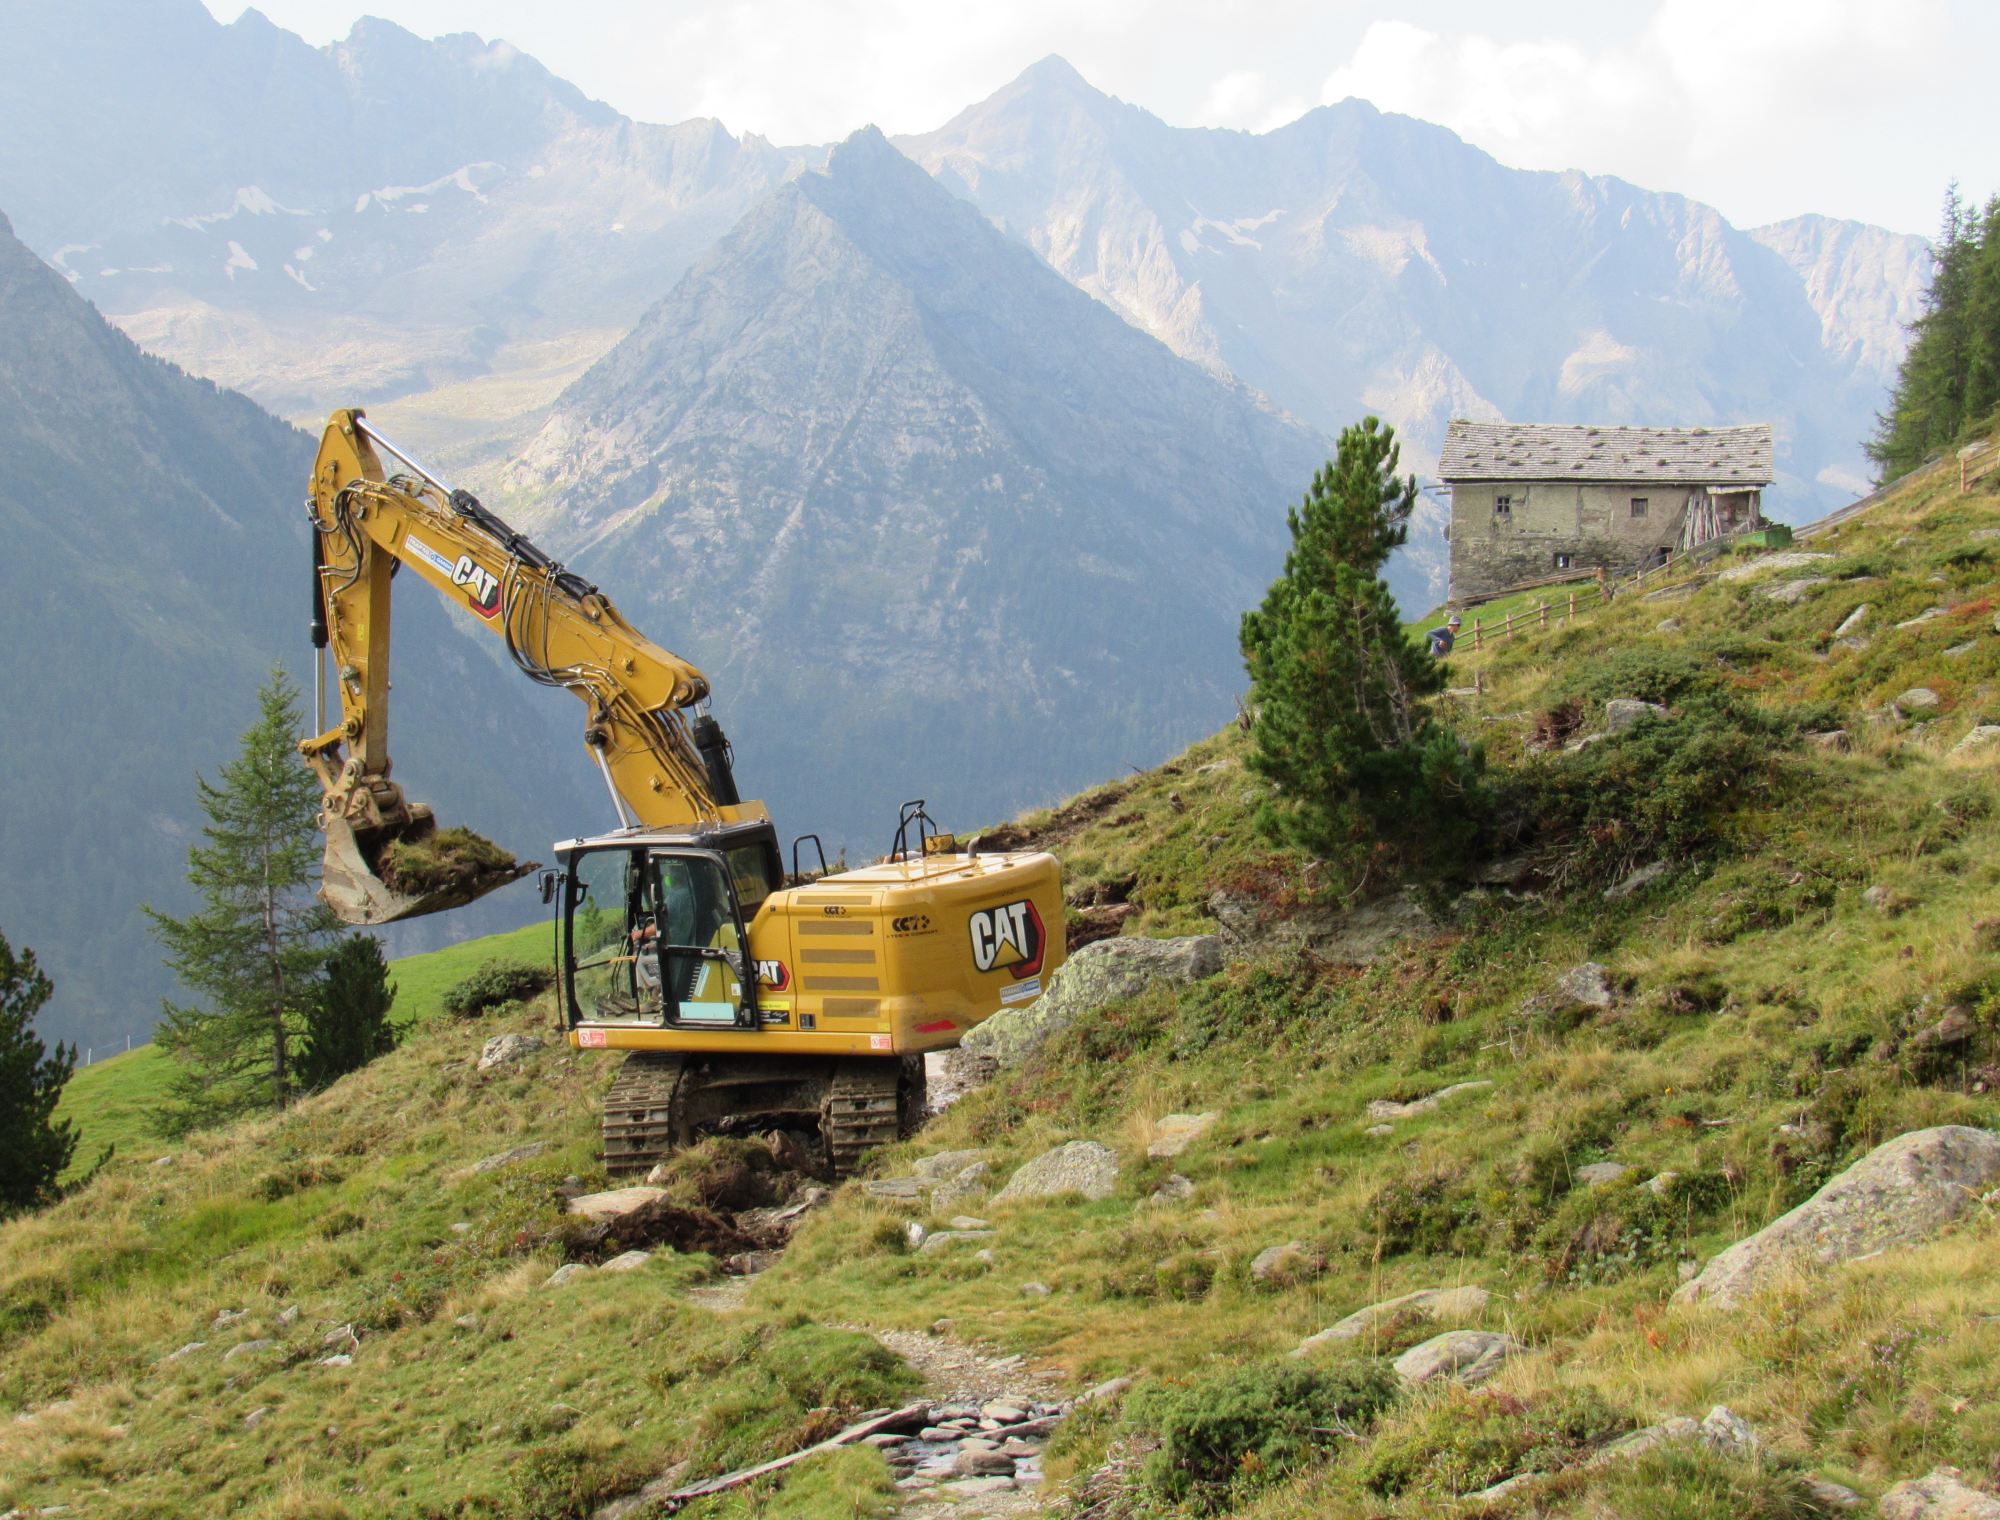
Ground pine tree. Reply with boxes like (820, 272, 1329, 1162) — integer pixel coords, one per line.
(1239, 417, 1481, 873)
(0, 932, 82, 1215)
(295, 935, 398, 1092)
(147, 668, 339, 1134)
(1869, 184, 2000, 479)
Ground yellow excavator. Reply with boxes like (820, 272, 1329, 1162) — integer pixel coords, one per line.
(301, 409, 1064, 1174)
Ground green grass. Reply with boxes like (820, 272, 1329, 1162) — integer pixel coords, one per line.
(8, 444, 2000, 1518)
(52, 917, 555, 1178)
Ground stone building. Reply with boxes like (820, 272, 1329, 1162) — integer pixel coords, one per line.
(1440, 421, 1773, 602)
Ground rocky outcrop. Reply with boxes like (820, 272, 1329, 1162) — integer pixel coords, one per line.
(993, 1141, 1121, 1204)
(1211, 887, 1431, 964)
(1392, 1330, 1522, 1387)
(1675, 1126, 2000, 1308)
(953, 936, 1223, 1078)
(1146, 1112, 1217, 1159)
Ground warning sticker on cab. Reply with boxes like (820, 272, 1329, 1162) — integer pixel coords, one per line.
(1000, 977, 1042, 1006)
(576, 1029, 608, 1048)
(869, 1034, 893, 1050)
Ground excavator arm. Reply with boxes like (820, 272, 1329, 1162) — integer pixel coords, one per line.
(302, 408, 767, 924)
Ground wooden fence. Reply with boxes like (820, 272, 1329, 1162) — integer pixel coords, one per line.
(1463, 582, 1607, 650)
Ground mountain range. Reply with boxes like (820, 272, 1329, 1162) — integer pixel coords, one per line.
(0, 1, 1939, 1048)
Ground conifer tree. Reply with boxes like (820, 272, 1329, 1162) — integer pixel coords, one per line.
(1240, 417, 1481, 872)
(0, 932, 81, 1215)
(148, 668, 339, 1134)
(295, 935, 398, 1092)
(1870, 184, 2000, 478)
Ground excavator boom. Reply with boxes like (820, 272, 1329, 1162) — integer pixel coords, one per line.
(302, 408, 764, 923)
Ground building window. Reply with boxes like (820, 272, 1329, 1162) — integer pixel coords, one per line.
(1554, 552, 1573, 570)
(1630, 496, 1649, 518)
(1494, 494, 1512, 517)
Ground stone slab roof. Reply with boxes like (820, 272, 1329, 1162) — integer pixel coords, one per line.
(1439, 421, 1773, 485)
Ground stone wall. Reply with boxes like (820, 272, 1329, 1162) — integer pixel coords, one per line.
(1447, 480, 1694, 601)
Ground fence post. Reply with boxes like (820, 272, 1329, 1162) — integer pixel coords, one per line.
(1538, 600, 1548, 628)
(1473, 617, 1482, 650)
(1567, 590, 1576, 621)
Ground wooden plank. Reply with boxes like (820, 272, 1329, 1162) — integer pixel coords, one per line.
(655, 1402, 932, 1505)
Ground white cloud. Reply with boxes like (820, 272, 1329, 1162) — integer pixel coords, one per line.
(1321, 1, 1948, 229)
(1193, 69, 1307, 134)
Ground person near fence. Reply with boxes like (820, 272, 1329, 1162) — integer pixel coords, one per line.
(1427, 613, 1461, 658)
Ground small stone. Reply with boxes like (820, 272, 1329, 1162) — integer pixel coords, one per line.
(1021, 1281, 1050, 1297)
(1895, 608, 1947, 630)
(1654, 618, 1681, 633)
(929, 1161, 994, 1214)
(151, 1154, 176, 1167)
(565, 1186, 667, 1221)
(913, 1149, 988, 1183)
(161, 1342, 207, 1364)
(1364, 1080, 1494, 1123)
(1555, 961, 1615, 1010)
(1863, 885, 1899, 912)
(1293, 1286, 1492, 1354)
(1145, 1173, 1196, 1205)
(1364, 1123, 1394, 1137)
(476, 1033, 543, 1071)
(1249, 1240, 1325, 1283)
(1077, 1375, 1135, 1405)
(724, 1249, 784, 1275)
(544, 1263, 594, 1288)
(955, 1448, 1016, 1477)
(1952, 725, 2000, 756)
(454, 1314, 478, 1330)
(600, 1250, 651, 1273)
(1146, 1112, 1219, 1159)
(973, 1248, 995, 1265)
(470, 1141, 548, 1175)
(1697, 1405, 1757, 1459)
(863, 1177, 922, 1202)
(1587, 1417, 1700, 1467)
(1759, 576, 1828, 604)
(222, 1339, 277, 1362)
(918, 1230, 996, 1253)
(1878, 1467, 2000, 1520)
(1808, 729, 1852, 751)
(1896, 687, 1942, 715)
(1801, 1476, 1866, 1510)
(1604, 862, 1667, 901)
(1833, 604, 1871, 638)
(906, 1221, 929, 1249)
(212, 1309, 246, 1330)
(1644, 1171, 1680, 1196)
(1946, 641, 1978, 658)
(275, 1305, 299, 1327)
(948, 1216, 991, 1231)
(982, 1402, 1027, 1423)
(1468, 1473, 1543, 1502)
(318, 1353, 354, 1368)
(450, 1222, 472, 1235)
(1000, 1437, 1040, 1458)
(322, 1324, 358, 1349)
(1604, 698, 1670, 732)
(1392, 1330, 1523, 1386)
(943, 1476, 1017, 1496)
(1576, 1161, 1631, 1188)
(242, 1407, 270, 1431)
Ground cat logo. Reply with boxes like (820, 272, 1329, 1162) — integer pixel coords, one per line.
(451, 554, 503, 620)
(968, 899, 1045, 977)
(755, 959, 790, 992)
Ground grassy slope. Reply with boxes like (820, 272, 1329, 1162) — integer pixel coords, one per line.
(50, 920, 555, 1175)
(3, 452, 1997, 1518)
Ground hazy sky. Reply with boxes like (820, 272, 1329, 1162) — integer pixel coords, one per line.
(201, 0, 1994, 236)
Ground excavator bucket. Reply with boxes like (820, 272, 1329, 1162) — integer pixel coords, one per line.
(320, 809, 538, 927)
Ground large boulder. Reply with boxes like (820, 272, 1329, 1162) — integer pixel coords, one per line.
(956, 935, 1223, 1073)
(1675, 1126, 2000, 1308)
(993, 1141, 1121, 1204)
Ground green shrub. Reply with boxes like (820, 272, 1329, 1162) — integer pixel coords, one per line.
(1367, 1168, 1481, 1257)
(442, 958, 554, 1019)
(1356, 1384, 1629, 1499)
(1589, 1445, 1831, 1518)
(508, 1438, 626, 1520)
(1135, 1359, 1401, 1513)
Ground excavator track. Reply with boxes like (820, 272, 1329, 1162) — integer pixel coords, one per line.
(601, 1052, 690, 1179)
(824, 1057, 926, 1178)
(602, 1052, 926, 1179)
